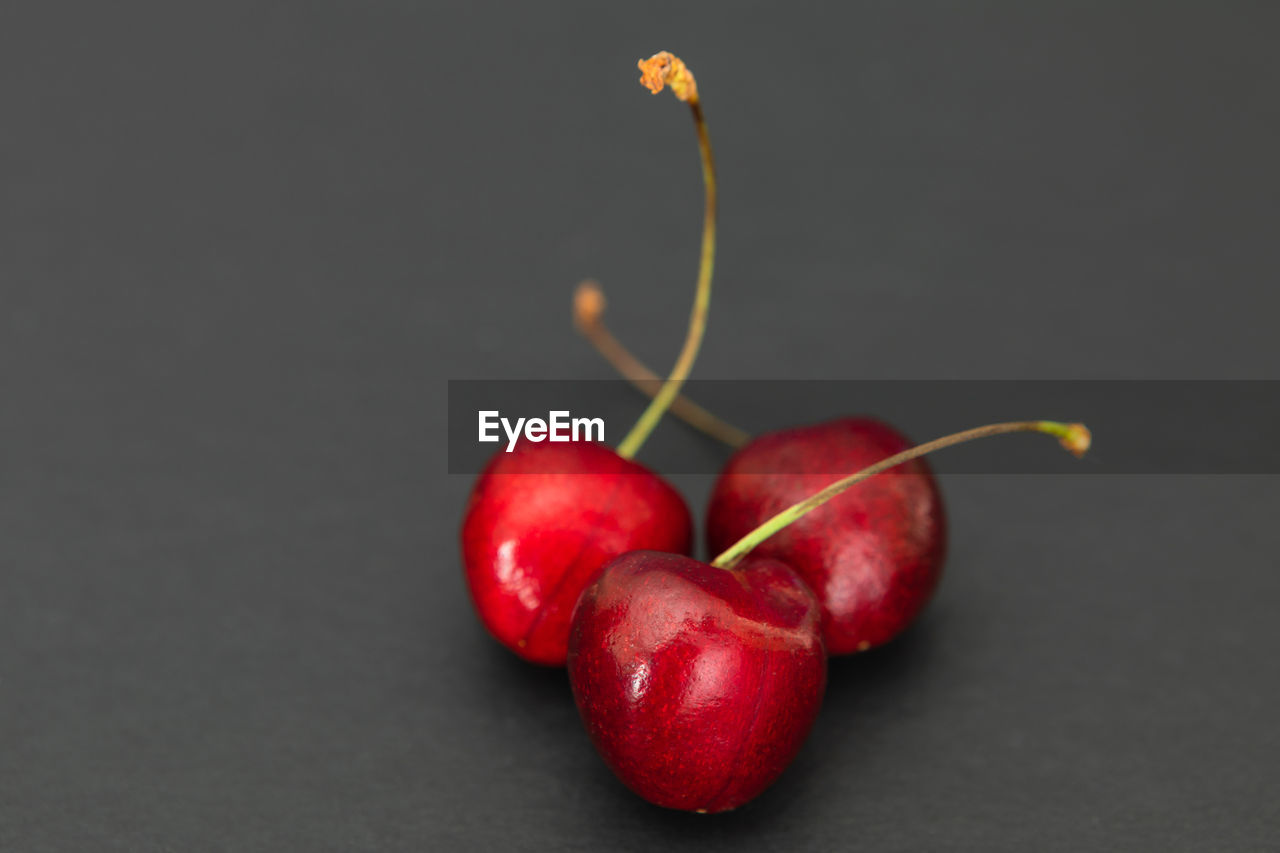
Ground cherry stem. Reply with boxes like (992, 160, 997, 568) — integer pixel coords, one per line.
(615, 53, 717, 460)
(574, 280, 749, 449)
(711, 420, 1092, 570)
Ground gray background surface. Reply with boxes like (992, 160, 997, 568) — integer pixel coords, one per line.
(3, 2, 1279, 850)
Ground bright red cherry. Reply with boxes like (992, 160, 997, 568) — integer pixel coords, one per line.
(706, 417, 946, 655)
(568, 550, 826, 813)
(462, 441, 692, 665)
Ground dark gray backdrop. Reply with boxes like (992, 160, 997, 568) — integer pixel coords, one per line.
(3, 2, 1278, 850)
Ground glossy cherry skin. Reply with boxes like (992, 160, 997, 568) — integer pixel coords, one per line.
(568, 550, 826, 813)
(461, 440, 693, 666)
(706, 417, 946, 656)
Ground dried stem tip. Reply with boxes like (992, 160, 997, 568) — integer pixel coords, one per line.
(638, 51, 698, 102)
(1057, 423, 1093, 458)
(573, 280, 606, 330)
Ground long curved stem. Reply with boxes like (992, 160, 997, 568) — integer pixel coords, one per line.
(574, 280, 749, 448)
(615, 54, 717, 460)
(712, 420, 1092, 570)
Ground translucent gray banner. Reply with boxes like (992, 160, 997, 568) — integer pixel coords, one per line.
(447, 380, 1279, 474)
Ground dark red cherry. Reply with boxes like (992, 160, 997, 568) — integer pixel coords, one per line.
(568, 550, 826, 813)
(706, 417, 946, 655)
(461, 441, 693, 666)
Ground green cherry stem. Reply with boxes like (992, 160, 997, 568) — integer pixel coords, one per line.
(615, 52, 718, 460)
(711, 420, 1093, 570)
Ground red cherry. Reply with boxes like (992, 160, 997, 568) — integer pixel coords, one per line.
(461, 52, 721, 666)
(462, 441, 692, 665)
(568, 550, 826, 813)
(706, 417, 946, 655)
